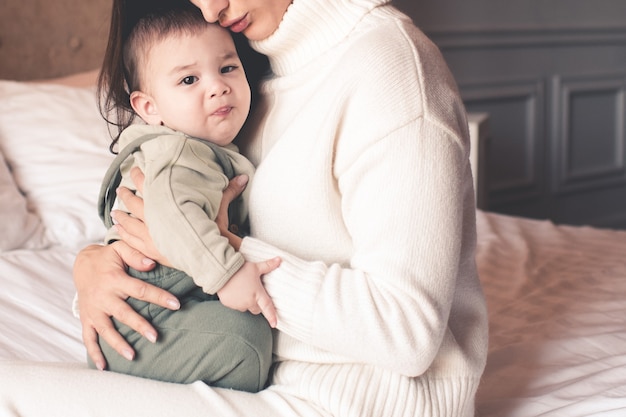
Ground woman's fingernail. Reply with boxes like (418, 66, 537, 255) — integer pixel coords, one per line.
(141, 258, 155, 266)
(123, 348, 134, 361)
(145, 331, 157, 343)
(167, 299, 181, 310)
(236, 175, 248, 185)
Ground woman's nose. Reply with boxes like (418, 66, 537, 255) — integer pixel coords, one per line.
(191, 0, 223, 23)
(191, 0, 228, 24)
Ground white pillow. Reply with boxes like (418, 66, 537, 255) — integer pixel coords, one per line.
(0, 80, 115, 250)
(0, 150, 46, 250)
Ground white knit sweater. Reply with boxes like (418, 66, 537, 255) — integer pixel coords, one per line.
(236, 0, 489, 416)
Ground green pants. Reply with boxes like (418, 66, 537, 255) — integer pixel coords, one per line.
(90, 265, 272, 392)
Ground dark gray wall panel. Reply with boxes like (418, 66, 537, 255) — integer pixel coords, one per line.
(393, 0, 626, 228)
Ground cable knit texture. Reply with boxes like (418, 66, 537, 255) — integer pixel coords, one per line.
(236, 0, 489, 415)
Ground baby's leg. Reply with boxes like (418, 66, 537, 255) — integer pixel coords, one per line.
(99, 299, 272, 391)
(92, 267, 273, 392)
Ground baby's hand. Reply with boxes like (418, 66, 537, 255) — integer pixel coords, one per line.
(217, 257, 281, 327)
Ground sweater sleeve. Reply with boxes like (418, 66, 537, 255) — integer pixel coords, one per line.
(141, 138, 244, 294)
(240, 117, 476, 377)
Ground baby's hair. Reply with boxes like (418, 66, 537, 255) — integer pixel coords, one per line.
(123, 4, 208, 97)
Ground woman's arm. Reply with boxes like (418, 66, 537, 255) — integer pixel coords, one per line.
(239, 119, 475, 377)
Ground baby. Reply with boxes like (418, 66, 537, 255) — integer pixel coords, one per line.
(94, 4, 277, 392)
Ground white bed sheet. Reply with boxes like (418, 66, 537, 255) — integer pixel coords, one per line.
(1, 210, 626, 416)
(475, 211, 626, 416)
(0, 248, 84, 362)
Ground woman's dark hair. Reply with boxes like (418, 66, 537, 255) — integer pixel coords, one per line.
(97, 0, 270, 153)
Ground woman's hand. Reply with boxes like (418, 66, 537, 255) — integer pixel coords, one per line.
(120, 168, 249, 254)
(73, 242, 180, 371)
(216, 174, 249, 250)
(113, 167, 172, 267)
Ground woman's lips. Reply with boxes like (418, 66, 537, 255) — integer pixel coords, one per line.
(222, 14, 249, 33)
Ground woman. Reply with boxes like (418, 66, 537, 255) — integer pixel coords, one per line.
(0, 0, 488, 416)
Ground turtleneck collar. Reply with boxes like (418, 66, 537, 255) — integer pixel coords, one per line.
(250, 0, 390, 76)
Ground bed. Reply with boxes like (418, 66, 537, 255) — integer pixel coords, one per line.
(2, 68, 626, 416)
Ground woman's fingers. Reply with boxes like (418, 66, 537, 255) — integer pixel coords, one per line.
(116, 186, 145, 221)
(259, 256, 282, 273)
(121, 274, 181, 312)
(74, 244, 147, 363)
(257, 291, 278, 328)
(257, 257, 281, 327)
(112, 211, 154, 259)
(216, 175, 248, 233)
(113, 209, 173, 266)
(73, 242, 180, 366)
(82, 323, 108, 370)
(225, 174, 248, 201)
(82, 304, 136, 366)
(110, 228, 155, 271)
(129, 166, 146, 194)
(114, 188, 173, 266)
(112, 241, 180, 310)
(89, 282, 172, 363)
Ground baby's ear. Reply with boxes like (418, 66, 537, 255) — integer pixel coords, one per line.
(130, 91, 162, 125)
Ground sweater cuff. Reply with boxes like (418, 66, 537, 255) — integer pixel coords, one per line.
(240, 237, 326, 343)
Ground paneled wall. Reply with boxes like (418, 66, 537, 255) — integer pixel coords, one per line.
(394, 0, 626, 228)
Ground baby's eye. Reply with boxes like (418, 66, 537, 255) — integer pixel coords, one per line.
(221, 65, 238, 74)
(181, 76, 198, 85)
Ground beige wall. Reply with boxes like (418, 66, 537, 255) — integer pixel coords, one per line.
(0, 0, 111, 81)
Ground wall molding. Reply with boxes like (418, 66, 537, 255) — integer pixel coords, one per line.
(461, 78, 545, 203)
(552, 72, 626, 194)
(404, 3, 626, 227)
(425, 26, 626, 50)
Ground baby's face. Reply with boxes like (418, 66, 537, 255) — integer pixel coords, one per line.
(141, 24, 251, 145)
